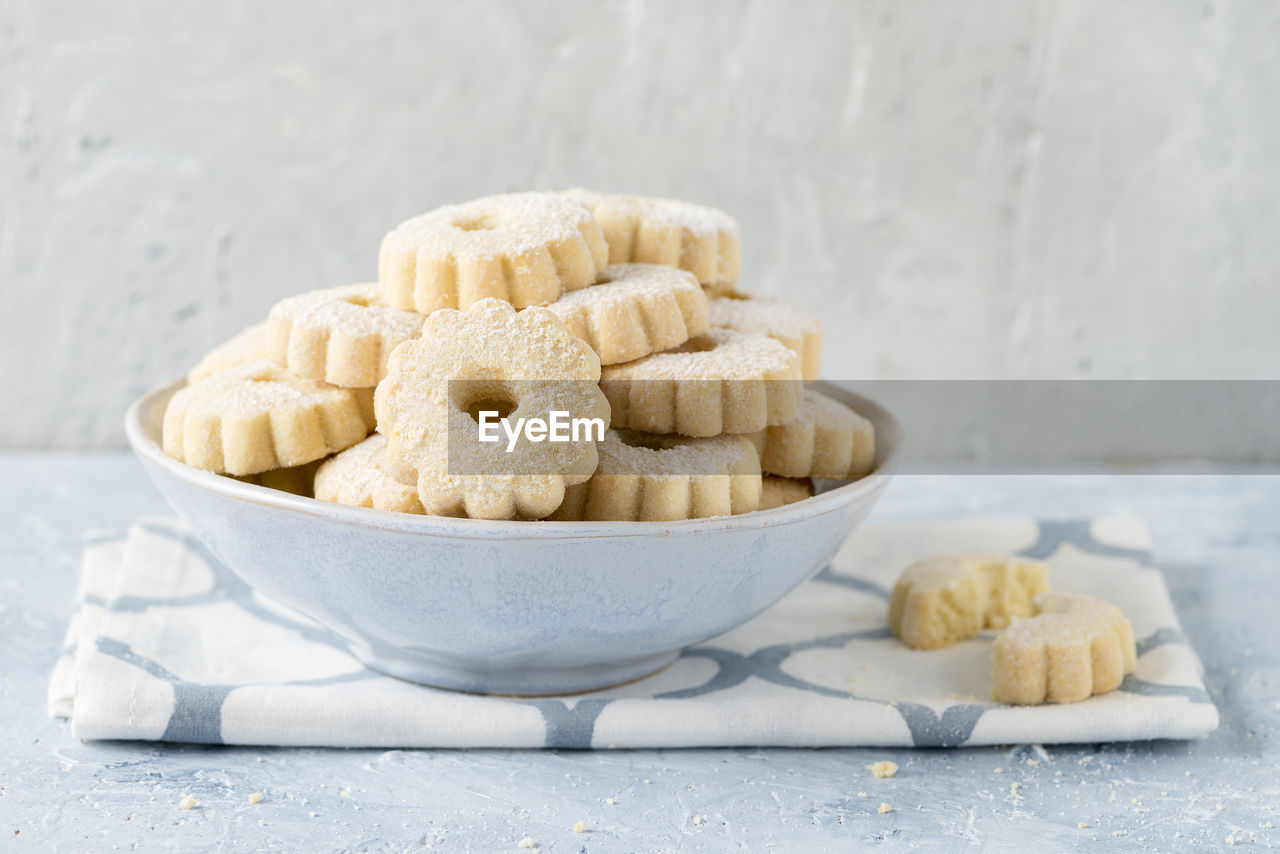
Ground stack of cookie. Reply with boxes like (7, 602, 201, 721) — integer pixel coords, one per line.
(164, 191, 877, 522)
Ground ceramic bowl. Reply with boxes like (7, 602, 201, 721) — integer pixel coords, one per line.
(125, 380, 903, 695)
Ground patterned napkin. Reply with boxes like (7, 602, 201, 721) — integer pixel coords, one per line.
(48, 515, 1217, 748)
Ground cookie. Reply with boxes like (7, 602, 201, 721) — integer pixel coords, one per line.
(379, 192, 608, 313)
(888, 555, 1052, 650)
(314, 433, 424, 514)
(267, 283, 424, 388)
(759, 475, 814, 510)
(374, 298, 610, 520)
(544, 264, 709, 365)
(548, 429, 761, 521)
(187, 322, 269, 384)
(707, 290, 823, 380)
(599, 329, 802, 437)
(162, 360, 373, 476)
(747, 388, 875, 479)
(992, 593, 1137, 705)
(564, 189, 740, 287)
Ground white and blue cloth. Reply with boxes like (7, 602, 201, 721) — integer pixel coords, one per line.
(49, 515, 1217, 748)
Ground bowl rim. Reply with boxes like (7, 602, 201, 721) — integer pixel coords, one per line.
(126, 378, 904, 540)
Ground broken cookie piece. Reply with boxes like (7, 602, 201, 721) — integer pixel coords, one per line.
(888, 554, 1052, 650)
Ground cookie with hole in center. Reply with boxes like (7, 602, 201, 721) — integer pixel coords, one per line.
(543, 264, 709, 366)
(374, 298, 610, 520)
(162, 359, 373, 476)
(548, 429, 761, 521)
(707, 290, 823, 380)
(267, 283, 424, 388)
(599, 329, 802, 437)
(379, 192, 608, 313)
(563, 189, 740, 288)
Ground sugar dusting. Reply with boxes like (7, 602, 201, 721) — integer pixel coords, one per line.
(376, 299, 608, 518)
(601, 328, 799, 382)
(707, 291, 820, 341)
(314, 433, 423, 513)
(547, 264, 703, 307)
(383, 192, 598, 257)
(176, 359, 356, 417)
(565, 188, 739, 238)
(1003, 593, 1131, 645)
(271, 283, 423, 339)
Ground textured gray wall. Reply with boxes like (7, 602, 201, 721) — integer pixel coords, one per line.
(3, 0, 1278, 448)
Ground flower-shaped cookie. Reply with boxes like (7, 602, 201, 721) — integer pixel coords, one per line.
(267, 283, 424, 388)
(707, 290, 823, 380)
(544, 264, 709, 365)
(548, 429, 761, 521)
(600, 329, 802, 437)
(564, 189, 740, 287)
(379, 192, 608, 313)
(162, 360, 373, 475)
(374, 299, 610, 520)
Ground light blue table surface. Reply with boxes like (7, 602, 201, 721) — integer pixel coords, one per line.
(2, 453, 1277, 852)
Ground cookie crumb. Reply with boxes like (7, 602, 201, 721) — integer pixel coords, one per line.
(248, 792, 263, 804)
(993, 767, 1003, 774)
(868, 761, 898, 779)
(605, 797, 614, 805)
(1078, 822, 1090, 828)
(572, 821, 586, 833)
(1226, 835, 1235, 845)
(692, 815, 703, 826)
(856, 792, 868, 798)
(179, 795, 197, 811)
(339, 788, 351, 798)
(517, 838, 537, 849)
(878, 803, 892, 814)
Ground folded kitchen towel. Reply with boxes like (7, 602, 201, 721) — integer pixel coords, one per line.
(48, 515, 1217, 748)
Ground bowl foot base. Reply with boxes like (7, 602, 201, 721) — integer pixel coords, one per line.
(347, 645, 682, 697)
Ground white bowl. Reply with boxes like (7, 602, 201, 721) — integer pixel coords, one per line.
(126, 380, 902, 695)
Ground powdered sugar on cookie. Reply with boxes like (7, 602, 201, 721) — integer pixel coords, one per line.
(707, 290, 822, 379)
(379, 192, 608, 313)
(268, 283, 424, 388)
(163, 360, 372, 475)
(544, 264, 709, 365)
(564, 190, 741, 286)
